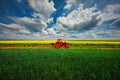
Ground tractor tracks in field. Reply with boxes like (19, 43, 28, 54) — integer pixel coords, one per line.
(0, 46, 120, 50)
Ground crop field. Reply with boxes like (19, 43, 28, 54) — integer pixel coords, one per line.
(0, 49, 120, 80)
(0, 40, 120, 80)
(0, 40, 120, 49)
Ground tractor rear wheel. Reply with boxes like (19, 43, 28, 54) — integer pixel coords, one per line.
(55, 43, 61, 48)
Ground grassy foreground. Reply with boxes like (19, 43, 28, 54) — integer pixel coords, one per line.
(0, 49, 120, 80)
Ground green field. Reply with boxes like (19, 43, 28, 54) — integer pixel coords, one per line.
(0, 49, 120, 80)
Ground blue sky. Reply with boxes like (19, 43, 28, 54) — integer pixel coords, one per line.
(0, 0, 120, 39)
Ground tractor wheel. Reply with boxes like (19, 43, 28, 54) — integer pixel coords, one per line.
(55, 43, 60, 48)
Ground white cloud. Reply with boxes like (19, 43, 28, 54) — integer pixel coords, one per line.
(82, 28, 120, 39)
(9, 16, 57, 36)
(0, 22, 30, 34)
(0, 22, 31, 39)
(67, 29, 120, 40)
(53, 2, 120, 39)
(0, 21, 119, 39)
(20, 0, 57, 36)
(46, 28, 56, 35)
(64, 0, 82, 10)
(101, 4, 120, 22)
(0, 22, 57, 39)
(28, 0, 56, 20)
(64, 0, 73, 9)
(10, 16, 47, 34)
(1, 0, 120, 40)
(55, 4, 101, 33)
(47, 17, 53, 23)
(96, 30, 120, 38)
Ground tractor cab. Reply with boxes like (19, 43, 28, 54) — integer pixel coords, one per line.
(56, 39, 62, 43)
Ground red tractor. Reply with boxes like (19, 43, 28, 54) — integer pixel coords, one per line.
(55, 39, 69, 48)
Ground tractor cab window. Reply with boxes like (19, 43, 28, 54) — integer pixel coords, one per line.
(57, 39, 62, 42)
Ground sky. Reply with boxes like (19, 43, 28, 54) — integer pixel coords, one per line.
(0, 0, 120, 40)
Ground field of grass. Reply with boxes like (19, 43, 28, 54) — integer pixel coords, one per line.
(0, 40, 120, 48)
(0, 49, 120, 80)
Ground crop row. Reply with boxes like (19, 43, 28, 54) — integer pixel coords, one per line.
(0, 40, 120, 48)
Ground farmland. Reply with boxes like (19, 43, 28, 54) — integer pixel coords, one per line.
(0, 40, 120, 49)
(0, 49, 120, 80)
(0, 40, 120, 80)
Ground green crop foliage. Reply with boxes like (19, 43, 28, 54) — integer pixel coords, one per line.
(0, 49, 120, 80)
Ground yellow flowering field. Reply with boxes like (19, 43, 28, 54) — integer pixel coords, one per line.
(68, 40, 120, 45)
(0, 40, 120, 47)
(0, 40, 56, 44)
